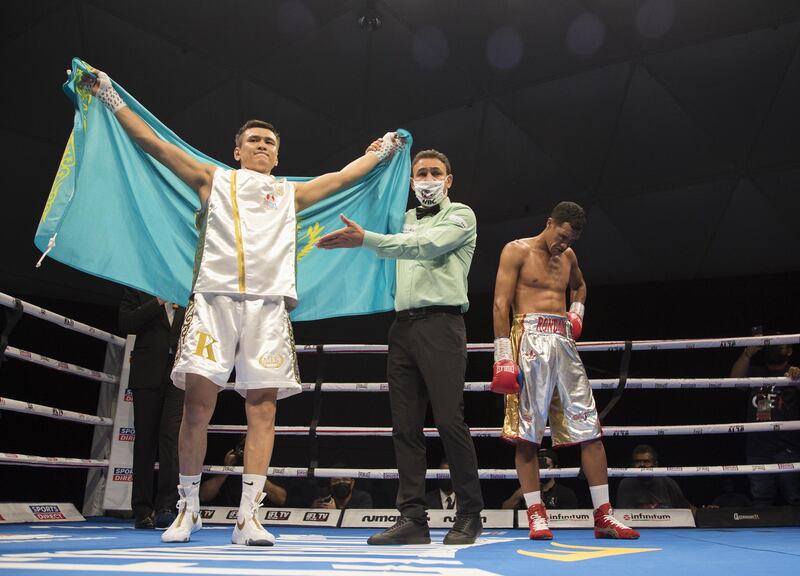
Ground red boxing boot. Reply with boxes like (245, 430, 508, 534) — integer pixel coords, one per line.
(526, 503, 553, 540)
(593, 503, 640, 539)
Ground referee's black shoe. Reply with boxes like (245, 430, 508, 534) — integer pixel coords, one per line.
(134, 511, 155, 530)
(367, 515, 430, 545)
(443, 513, 482, 545)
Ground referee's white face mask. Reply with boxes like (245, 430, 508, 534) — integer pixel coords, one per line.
(413, 179, 446, 207)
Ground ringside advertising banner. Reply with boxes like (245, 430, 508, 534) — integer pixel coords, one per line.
(102, 336, 135, 510)
(197, 507, 341, 527)
(342, 509, 513, 529)
(0, 503, 83, 524)
(516, 508, 695, 528)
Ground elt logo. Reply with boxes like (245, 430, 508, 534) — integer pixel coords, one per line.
(518, 542, 660, 562)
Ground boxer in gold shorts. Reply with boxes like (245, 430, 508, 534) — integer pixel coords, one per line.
(491, 201, 639, 540)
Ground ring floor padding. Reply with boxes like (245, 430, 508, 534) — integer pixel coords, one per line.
(0, 519, 797, 575)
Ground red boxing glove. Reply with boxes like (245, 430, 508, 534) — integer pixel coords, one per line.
(567, 312, 583, 340)
(491, 337, 520, 394)
(568, 302, 584, 340)
(491, 359, 520, 395)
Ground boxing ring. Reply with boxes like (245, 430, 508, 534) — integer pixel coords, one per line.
(1, 291, 798, 575)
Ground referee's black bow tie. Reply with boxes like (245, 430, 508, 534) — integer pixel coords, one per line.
(416, 204, 440, 219)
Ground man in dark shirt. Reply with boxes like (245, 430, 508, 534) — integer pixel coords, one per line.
(311, 465, 373, 510)
(731, 341, 800, 506)
(502, 448, 578, 510)
(119, 288, 185, 529)
(425, 459, 459, 510)
(615, 445, 694, 511)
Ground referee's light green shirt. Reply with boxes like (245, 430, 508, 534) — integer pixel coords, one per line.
(361, 197, 477, 312)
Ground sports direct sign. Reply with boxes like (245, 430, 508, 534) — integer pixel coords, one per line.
(0, 503, 83, 524)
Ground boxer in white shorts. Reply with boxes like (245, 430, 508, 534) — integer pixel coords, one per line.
(82, 68, 402, 546)
(173, 293, 300, 398)
(491, 201, 638, 541)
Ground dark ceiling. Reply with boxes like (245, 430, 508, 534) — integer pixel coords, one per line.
(3, 0, 800, 306)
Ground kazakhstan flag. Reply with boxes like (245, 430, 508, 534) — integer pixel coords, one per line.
(35, 58, 410, 321)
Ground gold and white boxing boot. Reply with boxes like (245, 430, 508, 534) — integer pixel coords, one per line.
(161, 483, 202, 543)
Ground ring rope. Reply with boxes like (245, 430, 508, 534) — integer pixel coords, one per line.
(199, 464, 800, 479)
(0, 453, 108, 468)
(591, 377, 795, 389)
(6, 390, 791, 435)
(3, 298, 796, 493)
(0, 292, 125, 346)
(296, 334, 800, 354)
(0, 396, 112, 426)
(573, 333, 800, 352)
(6, 346, 119, 384)
(3, 346, 119, 383)
(290, 377, 796, 393)
(204, 420, 800, 437)
(1, 455, 795, 477)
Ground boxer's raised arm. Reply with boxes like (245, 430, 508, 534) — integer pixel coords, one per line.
(81, 69, 216, 202)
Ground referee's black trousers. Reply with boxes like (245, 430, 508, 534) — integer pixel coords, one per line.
(387, 312, 483, 519)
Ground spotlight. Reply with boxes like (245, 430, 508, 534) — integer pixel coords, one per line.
(358, 1, 382, 31)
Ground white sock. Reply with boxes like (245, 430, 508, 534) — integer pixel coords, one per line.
(589, 484, 609, 509)
(179, 473, 202, 512)
(239, 474, 266, 519)
(523, 491, 542, 508)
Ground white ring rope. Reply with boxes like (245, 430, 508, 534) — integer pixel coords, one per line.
(196, 464, 800, 479)
(0, 453, 108, 468)
(0, 396, 112, 426)
(296, 334, 800, 354)
(573, 333, 800, 352)
(3, 300, 797, 489)
(0, 292, 125, 347)
(6, 370, 788, 393)
(205, 421, 800, 437)
(591, 377, 795, 389)
(3, 346, 119, 383)
(1, 455, 795, 477)
(291, 377, 795, 393)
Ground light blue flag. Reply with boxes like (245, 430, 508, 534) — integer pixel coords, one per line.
(35, 58, 411, 321)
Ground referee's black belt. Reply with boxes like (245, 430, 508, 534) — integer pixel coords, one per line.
(396, 305, 462, 321)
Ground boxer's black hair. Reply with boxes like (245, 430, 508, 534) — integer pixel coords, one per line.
(551, 201, 586, 232)
(235, 120, 280, 147)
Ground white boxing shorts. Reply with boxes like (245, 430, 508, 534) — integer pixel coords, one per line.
(171, 293, 301, 399)
(515, 312, 601, 446)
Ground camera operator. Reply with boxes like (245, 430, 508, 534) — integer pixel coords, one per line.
(199, 435, 287, 507)
(730, 329, 800, 506)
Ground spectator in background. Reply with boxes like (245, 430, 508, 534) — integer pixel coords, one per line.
(730, 337, 800, 506)
(615, 444, 695, 513)
(501, 448, 578, 510)
(425, 459, 457, 510)
(199, 435, 287, 507)
(119, 288, 185, 529)
(311, 463, 373, 510)
(707, 478, 752, 508)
